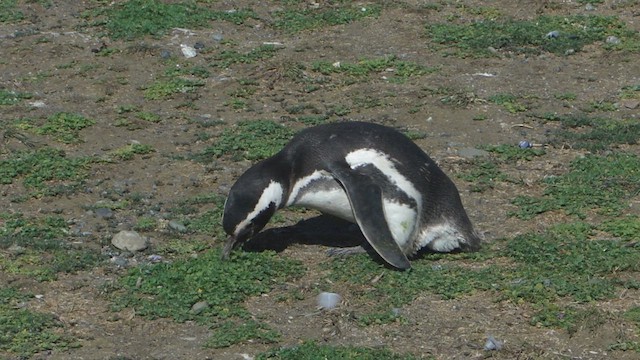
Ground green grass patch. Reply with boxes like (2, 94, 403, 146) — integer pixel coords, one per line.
(273, 3, 381, 33)
(545, 114, 640, 151)
(17, 113, 95, 143)
(165, 64, 211, 79)
(213, 45, 281, 68)
(143, 78, 205, 100)
(512, 153, 640, 218)
(488, 93, 527, 113)
(598, 216, 640, 241)
(620, 84, 640, 99)
(427, 15, 640, 57)
(134, 216, 157, 231)
(109, 143, 155, 161)
(0, 89, 32, 105)
(504, 222, 639, 303)
(168, 192, 226, 239)
(311, 55, 437, 83)
(135, 111, 161, 123)
(0, 0, 24, 23)
(482, 144, 546, 162)
(256, 341, 418, 360)
(0, 288, 77, 357)
(0, 213, 103, 280)
(206, 319, 280, 348)
(110, 249, 304, 347)
(102, 0, 256, 39)
(191, 120, 295, 162)
(327, 221, 638, 326)
(0, 147, 91, 193)
(458, 159, 510, 192)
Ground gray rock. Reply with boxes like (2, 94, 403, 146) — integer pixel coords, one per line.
(484, 335, 503, 351)
(168, 220, 187, 233)
(111, 230, 148, 252)
(110, 256, 129, 267)
(456, 147, 490, 159)
(190, 301, 209, 314)
(606, 36, 621, 45)
(95, 207, 114, 219)
(621, 99, 639, 109)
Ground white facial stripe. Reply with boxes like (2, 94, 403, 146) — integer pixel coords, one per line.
(345, 149, 423, 208)
(286, 170, 333, 206)
(382, 200, 417, 250)
(234, 181, 284, 236)
(418, 223, 465, 252)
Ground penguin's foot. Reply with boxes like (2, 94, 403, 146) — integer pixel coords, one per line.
(326, 246, 367, 257)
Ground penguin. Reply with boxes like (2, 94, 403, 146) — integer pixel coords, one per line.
(221, 121, 481, 270)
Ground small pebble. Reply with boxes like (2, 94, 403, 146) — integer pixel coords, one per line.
(546, 31, 560, 39)
(110, 256, 129, 267)
(484, 336, 503, 351)
(147, 254, 163, 262)
(95, 207, 114, 219)
(212, 34, 224, 42)
(168, 220, 187, 233)
(317, 292, 341, 310)
(606, 36, 621, 45)
(519, 140, 532, 149)
(180, 44, 197, 58)
(190, 301, 209, 314)
(585, 3, 595, 11)
(194, 42, 205, 50)
(160, 49, 171, 59)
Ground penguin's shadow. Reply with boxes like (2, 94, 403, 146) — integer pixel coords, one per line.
(242, 215, 366, 254)
(242, 215, 467, 268)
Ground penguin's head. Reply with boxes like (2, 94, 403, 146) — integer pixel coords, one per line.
(221, 166, 285, 259)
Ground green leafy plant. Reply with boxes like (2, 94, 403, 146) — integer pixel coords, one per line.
(311, 55, 437, 83)
(428, 15, 640, 57)
(0, 89, 32, 105)
(213, 45, 281, 68)
(0, 147, 91, 191)
(256, 341, 418, 360)
(103, 0, 256, 39)
(30, 112, 95, 143)
(110, 250, 304, 346)
(273, 3, 381, 33)
(512, 153, 640, 218)
(143, 78, 205, 100)
(0, 0, 24, 23)
(0, 288, 77, 356)
(192, 120, 295, 161)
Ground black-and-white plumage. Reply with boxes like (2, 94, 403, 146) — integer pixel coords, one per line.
(222, 121, 481, 269)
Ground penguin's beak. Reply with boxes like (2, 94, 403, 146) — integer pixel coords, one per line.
(221, 224, 254, 260)
(221, 235, 238, 260)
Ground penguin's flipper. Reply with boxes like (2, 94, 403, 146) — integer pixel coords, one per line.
(330, 165, 411, 270)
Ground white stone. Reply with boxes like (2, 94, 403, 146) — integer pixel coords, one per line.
(317, 292, 341, 309)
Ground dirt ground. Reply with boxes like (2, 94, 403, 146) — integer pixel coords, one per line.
(1, 1, 640, 359)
